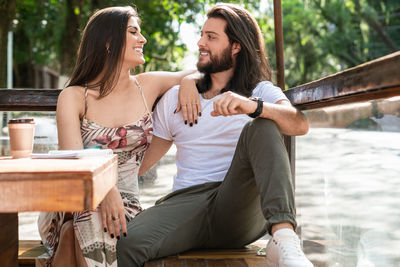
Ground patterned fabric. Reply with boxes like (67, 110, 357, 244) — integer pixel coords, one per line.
(38, 79, 153, 266)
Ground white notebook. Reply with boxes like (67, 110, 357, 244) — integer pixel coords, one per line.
(30, 149, 114, 159)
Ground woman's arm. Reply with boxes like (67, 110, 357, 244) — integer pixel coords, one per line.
(137, 70, 200, 125)
(56, 87, 85, 150)
(138, 70, 196, 98)
(176, 72, 203, 126)
(139, 136, 173, 176)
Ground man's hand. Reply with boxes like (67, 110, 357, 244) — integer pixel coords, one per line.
(211, 91, 257, 117)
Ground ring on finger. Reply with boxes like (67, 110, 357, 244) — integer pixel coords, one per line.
(111, 215, 119, 221)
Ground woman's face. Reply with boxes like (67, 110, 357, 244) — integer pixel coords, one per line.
(122, 16, 147, 67)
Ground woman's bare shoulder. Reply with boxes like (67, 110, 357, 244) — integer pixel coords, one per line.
(59, 86, 86, 100)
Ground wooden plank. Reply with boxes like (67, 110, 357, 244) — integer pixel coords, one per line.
(284, 51, 400, 110)
(273, 0, 285, 89)
(91, 156, 119, 211)
(18, 240, 44, 256)
(178, 247, 261, 260)
(18, 240, 47, 266)
(0, 52, 399, 113)
(0, 89, 61, 111)
(0, 213, 18, 267)
(144, 260, 165, 267)
(244, 258, 267, 267)
(164, 258, 187, 267)
(144, 260, 166, 267)
(183, 259, 206, 267)
(205, 260, 234, 267)
(0, 156, 117, 212)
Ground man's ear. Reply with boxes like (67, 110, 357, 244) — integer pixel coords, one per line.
(232, 42, 241, 55)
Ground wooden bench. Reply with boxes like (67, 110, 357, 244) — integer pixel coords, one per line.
(18, 240, 48, 267)
(18, 240, 267, 267)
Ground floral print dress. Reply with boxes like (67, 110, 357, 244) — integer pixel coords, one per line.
(38, 79, 153, 267)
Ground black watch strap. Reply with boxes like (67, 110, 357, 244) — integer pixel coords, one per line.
(248, 97, 263, 118)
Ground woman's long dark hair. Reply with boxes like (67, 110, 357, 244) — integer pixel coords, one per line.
(197, 4, 272, 97)
(67, 6, 138, 98)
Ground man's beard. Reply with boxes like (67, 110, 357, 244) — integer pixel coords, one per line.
(197, 46, 233, 74)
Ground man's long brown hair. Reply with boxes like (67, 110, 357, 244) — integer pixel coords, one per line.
(197, 4, 272, 97)
(67, 6, 138, 98)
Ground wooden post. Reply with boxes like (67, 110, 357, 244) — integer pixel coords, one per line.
(273, 0, 296, 186)
(0, 213, 18, 267)
(273, 0, 285, 89)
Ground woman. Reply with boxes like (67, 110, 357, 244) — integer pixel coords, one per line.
(38, 6, 198, 267)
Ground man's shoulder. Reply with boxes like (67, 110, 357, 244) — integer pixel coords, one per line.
(253, 81, 279, 91)
(252, 81, 279, 95)
(252, 81, 287, 103)
(165, 85, 180, 97)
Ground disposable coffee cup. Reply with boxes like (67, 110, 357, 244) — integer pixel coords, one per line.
(8, 118, 35, 158)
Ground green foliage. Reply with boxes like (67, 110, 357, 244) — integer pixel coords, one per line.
(271, 0, 400, 88)
(5, 0, 400, 89)
(14, 0, 64, 70)
(12, 0, 207, 76)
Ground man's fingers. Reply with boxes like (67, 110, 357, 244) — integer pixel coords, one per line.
(215, 97, 231, 116)
(213, 100, 221, 116)
(210, 110, 219, 117)
(227, 99, 239, 114)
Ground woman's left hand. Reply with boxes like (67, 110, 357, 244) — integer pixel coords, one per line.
(176, 74, 202, 126)
(99, 186, 127, 240)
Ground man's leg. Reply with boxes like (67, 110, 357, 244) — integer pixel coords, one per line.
(207, 118, 312, 266)
(207, 118, 295, 247)
(116, 182, 219, 267)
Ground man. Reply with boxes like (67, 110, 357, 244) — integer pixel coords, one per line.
(117, 4, 312, 267)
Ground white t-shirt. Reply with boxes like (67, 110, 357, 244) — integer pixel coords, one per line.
(153, 81, 288, 191)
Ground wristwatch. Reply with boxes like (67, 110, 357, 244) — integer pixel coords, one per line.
(248, 97, 263, 118)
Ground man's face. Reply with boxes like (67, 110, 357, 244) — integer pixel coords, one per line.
(197, 17, 234, 74)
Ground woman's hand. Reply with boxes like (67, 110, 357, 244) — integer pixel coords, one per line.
(100, 186, 127, 239)
(176, 73, 202, 126)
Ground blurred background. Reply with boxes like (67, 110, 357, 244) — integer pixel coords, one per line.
(1, 1, 399, 266)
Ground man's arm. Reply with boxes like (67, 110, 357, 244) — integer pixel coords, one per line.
(210, 91, 309, 136)
(139, 136, 173, 176)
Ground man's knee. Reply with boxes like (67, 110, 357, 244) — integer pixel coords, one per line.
(242, 118, 282, 143)
(247, 118, 279, 133)
(117, 230, 154, 267)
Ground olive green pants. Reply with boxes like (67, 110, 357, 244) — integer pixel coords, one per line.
(117, 118, 296, 267)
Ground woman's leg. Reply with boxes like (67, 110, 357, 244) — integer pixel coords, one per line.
(74, 232, 88, 267)
(52, 220, 88, 267)
(52, 220, 77, 267)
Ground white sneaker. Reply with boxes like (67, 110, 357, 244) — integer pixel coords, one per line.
(266, 228, 313, 267)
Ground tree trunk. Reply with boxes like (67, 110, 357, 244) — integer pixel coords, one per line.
(59, 0, 85, 75)
(0, 0, 17, 88)
(353, 0, 398, 53)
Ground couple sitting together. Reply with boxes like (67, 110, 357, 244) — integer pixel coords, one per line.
(37, 3, 313, 267)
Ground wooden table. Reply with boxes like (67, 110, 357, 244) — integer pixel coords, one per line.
(0, 155, 118, 267)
